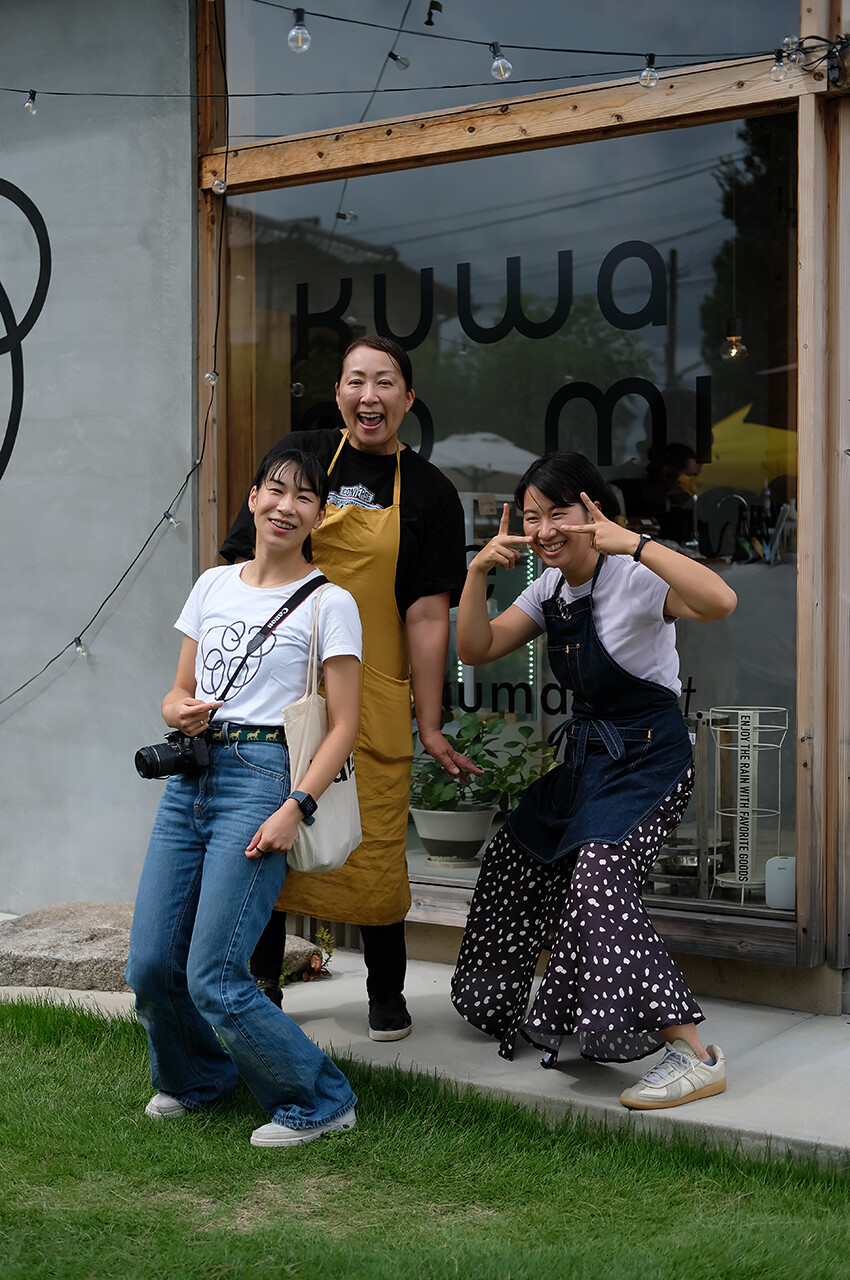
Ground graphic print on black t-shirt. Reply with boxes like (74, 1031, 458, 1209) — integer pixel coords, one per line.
(330, 481, 381, 510)
(198, 622, 277, 703)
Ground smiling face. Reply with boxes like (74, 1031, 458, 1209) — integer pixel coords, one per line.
(335, 345, 415, 455)
(248, 461, 325, 555)
(521, 484, 600, 586)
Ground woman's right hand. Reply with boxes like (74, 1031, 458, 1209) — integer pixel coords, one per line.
(168, 697, 222, 737)
(468, 504, 532, 575)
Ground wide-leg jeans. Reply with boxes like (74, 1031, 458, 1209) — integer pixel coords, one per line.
(126, 736, 356, 1130)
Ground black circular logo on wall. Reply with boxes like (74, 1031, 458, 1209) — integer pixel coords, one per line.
(0, 179, 52, 484)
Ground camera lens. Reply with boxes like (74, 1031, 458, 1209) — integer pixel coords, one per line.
(135, 741, 182, 779)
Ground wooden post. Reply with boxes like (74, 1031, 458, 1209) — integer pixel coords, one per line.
(196, 0, 229, 571)
(794, 0, 835, 965)
(824, 1, 850, 967)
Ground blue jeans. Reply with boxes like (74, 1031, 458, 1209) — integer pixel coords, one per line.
(126, 734, 356, 1129)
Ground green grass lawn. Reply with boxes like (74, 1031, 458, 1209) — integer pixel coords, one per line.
(1, 997, 848, 1280)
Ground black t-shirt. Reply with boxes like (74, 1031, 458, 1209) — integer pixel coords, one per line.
(219, 429, 467, 618)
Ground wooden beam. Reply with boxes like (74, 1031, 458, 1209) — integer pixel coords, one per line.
(650, 907, 797, 965)
(200, 58, 830, 194)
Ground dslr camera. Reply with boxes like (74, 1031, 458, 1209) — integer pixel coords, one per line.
(135, 730, 211, 780)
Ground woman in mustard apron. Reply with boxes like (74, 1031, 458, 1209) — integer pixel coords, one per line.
(221, 337, 474, 1040)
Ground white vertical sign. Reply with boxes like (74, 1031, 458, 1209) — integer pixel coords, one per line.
(734, 709, 759, 883)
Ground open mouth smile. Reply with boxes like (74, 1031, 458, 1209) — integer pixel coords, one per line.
(537, 538, 567, 556)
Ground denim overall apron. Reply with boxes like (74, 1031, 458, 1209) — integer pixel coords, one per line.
(506, 556, 692, 864)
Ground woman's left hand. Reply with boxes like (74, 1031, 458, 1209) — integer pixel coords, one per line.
(245, 799, 302, 858)
(563, 492, 640, 558)
(418, 727, 484, 785)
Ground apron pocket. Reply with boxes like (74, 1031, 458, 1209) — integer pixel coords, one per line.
(358, 663, 414, 765)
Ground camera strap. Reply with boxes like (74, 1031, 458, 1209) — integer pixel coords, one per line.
(217, 574, 329, 704)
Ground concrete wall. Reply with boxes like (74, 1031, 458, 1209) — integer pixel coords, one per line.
(0, 1, 197, 910)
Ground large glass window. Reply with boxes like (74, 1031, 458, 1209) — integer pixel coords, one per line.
(224, 109, 798, 915)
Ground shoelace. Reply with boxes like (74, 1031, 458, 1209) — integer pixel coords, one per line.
(641, 1048, 693, 1086)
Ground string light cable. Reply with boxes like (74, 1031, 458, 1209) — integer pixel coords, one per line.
(5, 34, 847, 110)
(329, 0, 414, 235)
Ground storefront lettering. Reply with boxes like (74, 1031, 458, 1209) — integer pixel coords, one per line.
(446, 680, 569, 716)
(456, 251, 574, 344)
(295, 241, 711, 463)
(295, 240, 665, 357)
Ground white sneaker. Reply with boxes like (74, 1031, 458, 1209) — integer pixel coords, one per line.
(250, 1107, 357, 1148)
(619, 1040, 726, 1110)
(145, 1091, 189, 1119)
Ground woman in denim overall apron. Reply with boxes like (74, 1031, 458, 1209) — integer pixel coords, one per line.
(451, 453, 738, 1111)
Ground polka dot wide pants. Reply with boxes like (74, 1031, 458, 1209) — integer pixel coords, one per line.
(451, 769, 703, 1063)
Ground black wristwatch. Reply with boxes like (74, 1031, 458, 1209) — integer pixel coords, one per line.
(288, 790, 317, 825)
(633, 534, 652, 563)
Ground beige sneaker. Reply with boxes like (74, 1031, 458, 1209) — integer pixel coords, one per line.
(619, 1039, 726, 1110)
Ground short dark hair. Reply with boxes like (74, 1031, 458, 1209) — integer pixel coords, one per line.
(255, 446, 330, 507)
(514, 452, 621, 521)
(336, 335, 414, 392)
(253, 447, 329, 563)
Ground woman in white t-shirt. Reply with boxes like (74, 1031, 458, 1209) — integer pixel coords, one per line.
(126, 449, 362, 1148)
(451, 452, 738, 1112)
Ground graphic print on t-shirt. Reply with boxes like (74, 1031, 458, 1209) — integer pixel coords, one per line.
(198, 621, 277, 703)
(329, 482, 382, 510)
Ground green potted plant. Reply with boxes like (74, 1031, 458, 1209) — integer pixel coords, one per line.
(409, 711, 557, 865)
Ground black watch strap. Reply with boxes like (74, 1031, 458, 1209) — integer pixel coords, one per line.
(633, 534, 652, 563)
(288, 789, 317, 825)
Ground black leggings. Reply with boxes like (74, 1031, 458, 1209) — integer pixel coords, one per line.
(250, 912, 407, 1001)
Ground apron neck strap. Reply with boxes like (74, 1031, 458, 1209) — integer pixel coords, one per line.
(327, 430, 348, 477)
(327, 432, 402, 504)
(392, 444, 401, 504)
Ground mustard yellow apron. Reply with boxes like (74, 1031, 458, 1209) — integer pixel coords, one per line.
(278, 434, 413, 926)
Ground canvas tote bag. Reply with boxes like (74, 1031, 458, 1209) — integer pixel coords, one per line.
(283, 587, 362, 872)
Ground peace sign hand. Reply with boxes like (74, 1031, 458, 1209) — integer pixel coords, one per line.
(562, 492, 641, 558)
(468, 503, 532, 576)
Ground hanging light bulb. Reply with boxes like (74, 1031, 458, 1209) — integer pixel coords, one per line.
(335, 210, 358, 224)
(787, 43, 806, 67)
(720, 319, 748, 362)
(164, 509, 181, 528)
(489, 42, 513, 80)
(639, 53, 659, 88)
(388, 51, 410, 70)
(24, 89, 37, 115)
(74, 637, 88, 658)
(288, 8, 311, 53)
(211, 178, 227, 195)
(769, 49, 787, 81)
(204, 370, 219, 385)
(291, 382, 305, 398)
(424, 1, 442, 26)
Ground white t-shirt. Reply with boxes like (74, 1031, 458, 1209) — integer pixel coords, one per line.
(513, 556, 681, 695)
(175, 565, 362, 725)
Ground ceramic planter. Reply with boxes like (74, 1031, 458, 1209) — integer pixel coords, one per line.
(409, 806, 497, 866)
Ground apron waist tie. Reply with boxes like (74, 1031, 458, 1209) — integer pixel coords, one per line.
(549, 716, 626, 766)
